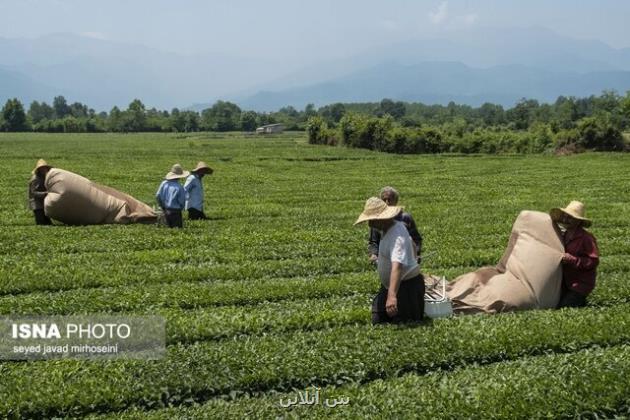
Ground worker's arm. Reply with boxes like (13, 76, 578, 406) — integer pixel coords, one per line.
(155, 182, 165, 210)
(386, 261, 403, 317)
(183, 176, 195, 193)
(29, 179, 47, 199)
(562, 236, 599, 271)
(177, 186, 186, 209)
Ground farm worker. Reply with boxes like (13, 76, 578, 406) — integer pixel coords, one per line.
(156, 163, 189, 228)
(28, 159, 53, 225)
(355, 197, 425, 324)
(550, 201, 599, 308)
(184, 161, 213, 220)
(368, 186, 423, 264)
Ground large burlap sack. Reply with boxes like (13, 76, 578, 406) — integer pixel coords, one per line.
(445, 210, 564, 314)
(44, 168, 157, 225)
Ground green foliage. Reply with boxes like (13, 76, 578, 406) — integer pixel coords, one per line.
(170, 108, 199, 133)
(109, 345, 630, 419)
(576, 114, 625, 151)
(123, 99, 147, 132)
(61, 115, 83, 133)
(621, 90, 630, 123)
(1, 133, 629, 417)
(319, 103, 346, 125)
(2, 305, 630, 417)
(375, 98, 406, 119)
(28, 100, 55, 124)
(1, 98, 29, 131)
(201, 101, 242, 131)
(239, 111, 258, 132)
(9, 91, 630, 150)
(306, 116, 337, 145)
(53, 95, 71, 119)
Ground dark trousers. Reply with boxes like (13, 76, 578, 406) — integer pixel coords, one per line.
(188, 208, 207, 220)
(33, 209, 52, 225)
(372, 274, 425, 324)
(557, 286, 587, 309)
(164, 209, 183, 228)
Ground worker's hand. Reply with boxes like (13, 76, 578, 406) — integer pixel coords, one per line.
(386, 294, 398, 318)
(369, 254, 378, 262)
(562, 253, 577, 264)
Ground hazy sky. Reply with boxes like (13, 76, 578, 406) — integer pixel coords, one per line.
(1, 0, 630, 60)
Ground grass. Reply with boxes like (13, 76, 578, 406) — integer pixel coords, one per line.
(1, 132, 629, 418)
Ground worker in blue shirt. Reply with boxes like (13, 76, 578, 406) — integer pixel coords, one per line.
(184, 161, 213, 220)
(156, 163, 189, 228)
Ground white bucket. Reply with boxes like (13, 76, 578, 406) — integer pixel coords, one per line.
(424, 299, 453, 318)
(424, 276, 453, 319)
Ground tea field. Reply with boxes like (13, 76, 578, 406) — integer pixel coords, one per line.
(1, 132, 629, 419)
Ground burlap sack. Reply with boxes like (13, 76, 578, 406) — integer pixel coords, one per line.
(445, 210, 564, 314)
(44, 168, 157, 225)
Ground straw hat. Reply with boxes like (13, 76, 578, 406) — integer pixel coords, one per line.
(550, 201, 592, 227)
(165, 163, 190, 180)
(32, 159, 52, 174)
(354, 197, 402, 225)
(192, 161, 213, 174)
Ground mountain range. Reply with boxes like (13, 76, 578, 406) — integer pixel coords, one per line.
(2, 27, 630, 112)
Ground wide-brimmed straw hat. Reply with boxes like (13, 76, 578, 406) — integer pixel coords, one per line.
(354, 197, 402, 225)
(192, 161, 213, 174)
(550, 200, 592, 227)
(165, 163, 190, 180)
(32, 159, 52, 174)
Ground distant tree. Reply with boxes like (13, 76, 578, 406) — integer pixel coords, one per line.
(304, 103, 317, 119)
(1, 98, 29, 131)
(507, 98, 539, 130)
(621, 90, 630, 129)
(62, 115, 84, 133)
(576, 114, 624, 151)
(201, 101, 241, 131)
(574, 96, 594, 120)
(69, 102, 89, 118)
(446, 101, 458, 118)
(122, 99, 147, 132)
(28, 101, 55, 124)
(319, 103, 346, 124)
(533, 103, 554, 124)
(170, 108, 184, 132)
(376, 98, 406, 119)
(594, 90, 620, 114)
(53, 95, 71, 119)
(278, 106, 299, 118)
(553, 96, 579, 130)
(85, 117, 105, 133)
(257, 113, 276, 126)
(170, 109, 199, 132)
(240, 111, 258, 131)
(306, 116, 336, 145)
(107, 106, 123, 132)
(143, 107, 169, 131)
(477, 102, 505, 126)
(182, 111, 200, 132)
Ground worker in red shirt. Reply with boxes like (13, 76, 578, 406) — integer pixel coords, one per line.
(550, 201, 599, 308)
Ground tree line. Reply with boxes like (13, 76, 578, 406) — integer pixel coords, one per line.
(1, 92, 630, 151)
(307, 92, 630, 153)
(0, 96, 298, 133)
